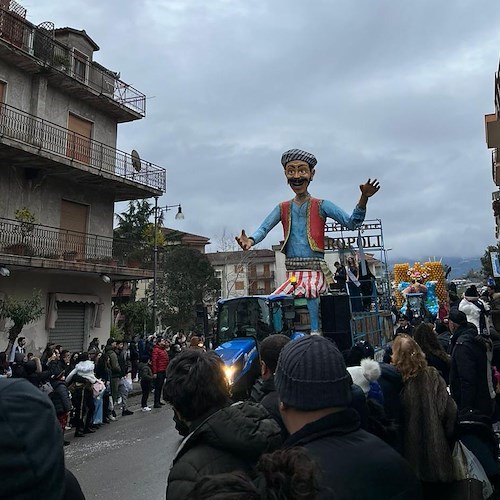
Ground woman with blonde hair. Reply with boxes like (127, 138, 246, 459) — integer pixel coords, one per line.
(392, 334, 456, 498)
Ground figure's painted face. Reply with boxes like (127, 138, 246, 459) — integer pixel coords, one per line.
(284, 160, 314, 195)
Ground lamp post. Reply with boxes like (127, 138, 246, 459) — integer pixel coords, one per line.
(383, 248, 393, 308)
(152, 196, 184, 335)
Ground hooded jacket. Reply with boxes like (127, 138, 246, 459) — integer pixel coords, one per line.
(167, 401, 282, 499)
(450, 323, 495, 420)
(104, 345, 122, 379)
(284, 408, 421, 499)
(459, 296, 491, 334)
(50, 379, 72, 415)
(66, 360, 97, 385)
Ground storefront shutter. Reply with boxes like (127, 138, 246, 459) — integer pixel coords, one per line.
(49, 302, 85, 352)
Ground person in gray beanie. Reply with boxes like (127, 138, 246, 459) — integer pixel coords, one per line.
(275, 335, 421, 499)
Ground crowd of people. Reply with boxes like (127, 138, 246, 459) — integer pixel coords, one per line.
(0, 329, 207, 443)
(163, 283, 500, 499)
(4, 283, 500, 498)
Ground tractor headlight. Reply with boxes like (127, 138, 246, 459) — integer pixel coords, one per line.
(224, 365, 236, 385)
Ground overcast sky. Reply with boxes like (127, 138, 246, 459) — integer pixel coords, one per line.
(25, 0, 500, 260)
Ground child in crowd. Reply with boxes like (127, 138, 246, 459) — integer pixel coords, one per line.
(138, 355, 153, 411)
(49, 369, 72, 445)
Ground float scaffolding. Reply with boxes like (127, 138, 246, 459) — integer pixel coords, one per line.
(324, 218, 393, 351)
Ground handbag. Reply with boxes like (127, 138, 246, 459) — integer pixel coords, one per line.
(92, 379, 106, 398)
(451, 440, 493, 500)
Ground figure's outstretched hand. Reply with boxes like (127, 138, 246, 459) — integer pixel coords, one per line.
(236, 229, 253, 251)
(359, 178, 380, 198)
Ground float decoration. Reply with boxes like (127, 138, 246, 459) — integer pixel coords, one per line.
(393, 261, 446, 318)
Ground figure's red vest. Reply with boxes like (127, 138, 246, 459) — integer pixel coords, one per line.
(279, 198, 325, 253)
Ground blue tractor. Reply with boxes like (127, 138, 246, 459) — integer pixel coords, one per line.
(214, 294, 303, 400)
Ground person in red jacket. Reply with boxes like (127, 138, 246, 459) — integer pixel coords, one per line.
(152, 337, 169, 408)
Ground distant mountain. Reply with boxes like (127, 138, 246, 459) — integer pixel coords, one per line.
(387, 256, 481, 280)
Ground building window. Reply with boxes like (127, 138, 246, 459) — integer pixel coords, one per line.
(235, 281, 244, 290)
(234, 264, 244, 273)
(72, 49, 88, 83)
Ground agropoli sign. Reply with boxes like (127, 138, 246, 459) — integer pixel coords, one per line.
(324, 219, 385, 251)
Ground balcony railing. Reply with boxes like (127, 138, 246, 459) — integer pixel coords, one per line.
(248, 271, 275, 279)
(0, 103, 166, 192)
(0, 217, 152, 268)
(0, 7, 146, 115)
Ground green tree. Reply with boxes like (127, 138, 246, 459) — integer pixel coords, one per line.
(114, 200, 165, 265)
(0, 290, 43, 356)
(118, 300, 150, 340)
(156, 246, 220, 330)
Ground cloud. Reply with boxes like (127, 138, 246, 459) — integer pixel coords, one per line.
(25, 0, 500, 258)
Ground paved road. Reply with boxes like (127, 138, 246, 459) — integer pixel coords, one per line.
(64, 394, 180, 500)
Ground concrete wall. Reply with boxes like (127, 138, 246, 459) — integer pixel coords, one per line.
(45, 85, 117, 147)
(0, 168, 114, 236)
(0, 61, 118, 148)
(0, 270, 112, 355)
(0, 60, 32, 109)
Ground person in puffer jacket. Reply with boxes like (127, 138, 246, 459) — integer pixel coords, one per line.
(50, 369, 72, 433)
(163, 349, 282, 499)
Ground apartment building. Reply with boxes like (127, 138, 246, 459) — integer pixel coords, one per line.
(207, 249, 277, 299)
(485, 60, 500, 238)
(0, 2, 166, 353)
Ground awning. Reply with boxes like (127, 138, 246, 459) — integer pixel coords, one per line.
(53, 293, 101, 304)
(46, 293, 104, 330)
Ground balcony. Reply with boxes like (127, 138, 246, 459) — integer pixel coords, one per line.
(486, 113, 500, 149)
(0, 216, 153, 279)
(248, 271, 275, 280)
(0, 7, 145, 122)
(0, 103, 166, 199)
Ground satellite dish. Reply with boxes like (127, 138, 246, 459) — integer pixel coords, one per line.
(131, 149, 141, 172)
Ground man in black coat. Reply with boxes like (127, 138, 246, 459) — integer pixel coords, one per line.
(448, 309, 495, 420)
(164, 350, 282, 499)
(448, 308, 499, 480)
(275, 335, 421, 499)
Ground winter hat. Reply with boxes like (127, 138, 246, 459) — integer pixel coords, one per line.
(434, 321, 449, 335)
(448, 308, 467, 326)
(0, 379, 65, 499)
(464, 286, 479, 298)
(275, 335, 352, 410)
(347, 359, 381, 396)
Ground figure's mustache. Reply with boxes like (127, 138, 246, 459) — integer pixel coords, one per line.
(288, 178, 309, 186)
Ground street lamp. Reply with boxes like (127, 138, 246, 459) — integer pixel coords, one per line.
(152, 196, 184, 335)
(383, 248, 393, 307)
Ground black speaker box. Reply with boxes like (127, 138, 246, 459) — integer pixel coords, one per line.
(320, 294, 352, 351)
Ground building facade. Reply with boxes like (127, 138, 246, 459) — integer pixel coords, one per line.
(0, 2, 166, 354)
(485, 60, 500, 238)
(207, 249, 277, 299)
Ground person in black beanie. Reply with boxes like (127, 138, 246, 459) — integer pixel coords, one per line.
(275, 335, 421, 500)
